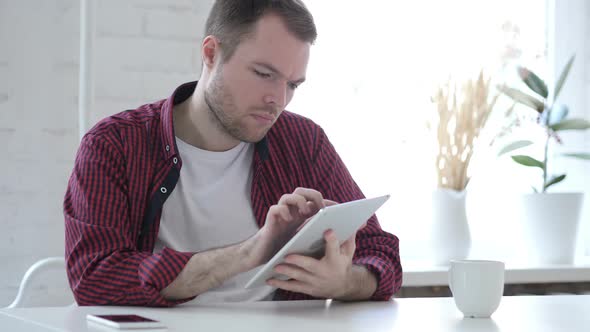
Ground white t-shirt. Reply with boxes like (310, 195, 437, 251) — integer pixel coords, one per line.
(154, 138, 275, 304)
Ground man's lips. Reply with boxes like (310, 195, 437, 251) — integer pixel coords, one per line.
(251, 113, 275, 123)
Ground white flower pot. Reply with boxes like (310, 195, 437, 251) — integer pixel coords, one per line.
(519, 193, 584, 264)
(429, 188, 471, 265)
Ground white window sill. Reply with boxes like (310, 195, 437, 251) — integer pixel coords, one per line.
(402, 257, 590, 287)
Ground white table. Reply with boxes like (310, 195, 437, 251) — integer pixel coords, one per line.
(1, 295, 589, 331)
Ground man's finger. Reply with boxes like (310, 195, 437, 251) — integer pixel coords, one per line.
(341, 232, 357, 257)
(278, 194, 310, 215)
(323, 229, 340, 261)
(266, 205, 281, 222)
(266, 278, 311, 296)
(268, 205, 292, 223)
(274, 263, 315, 284)
(292, 187, 325, 209)
(284, 254, 321, 273)
(324, 199, 338, 207)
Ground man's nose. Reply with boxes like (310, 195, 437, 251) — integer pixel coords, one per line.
(263, 82, 287, 109)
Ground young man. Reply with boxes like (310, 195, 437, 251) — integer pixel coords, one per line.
(64, 0, 402, 307)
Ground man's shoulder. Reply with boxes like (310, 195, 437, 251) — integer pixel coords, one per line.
(264, 111, 330, 162)
(269, 110, 323, 140)
(83, 99, 167, 142)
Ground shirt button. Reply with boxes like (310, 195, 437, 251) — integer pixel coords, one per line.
(173, 157, 178, 164)
(160, 187, 168, 194)
(165, 145, 170, 152)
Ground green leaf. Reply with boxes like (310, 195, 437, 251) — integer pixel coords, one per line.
(497, 85, 545, 113)
(498, 140, 534, 157)
(554, 55, 575, 102)
(518, 66, 548, 98)
(544, 174, 566, 191)
(562, 153, 590, 160)
(511, 155, 545, 169)
(550, 118, 590, 131)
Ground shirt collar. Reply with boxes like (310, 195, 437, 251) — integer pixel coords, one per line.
(160, 81, 269, 162)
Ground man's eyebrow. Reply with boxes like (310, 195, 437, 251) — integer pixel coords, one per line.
(253, 62, 306, 84)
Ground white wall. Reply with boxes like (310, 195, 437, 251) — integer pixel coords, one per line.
(0, 0, 213, 307)
(551, 0, 590, 256)
(583, 1, 590, 255)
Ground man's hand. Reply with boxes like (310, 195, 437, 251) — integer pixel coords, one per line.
(244, 187, 326, 267)
(266, 229, 377, 301)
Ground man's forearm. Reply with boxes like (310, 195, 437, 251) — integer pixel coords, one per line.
(160, 238, 257, 300)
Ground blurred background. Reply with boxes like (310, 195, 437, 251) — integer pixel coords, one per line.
(0, 0, 588, 306)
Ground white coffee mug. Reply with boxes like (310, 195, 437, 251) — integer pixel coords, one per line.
(448, 260, 505, 318)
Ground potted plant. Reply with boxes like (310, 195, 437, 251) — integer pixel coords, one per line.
(428, 72, 498, 265)
(498, 55, 589, 264)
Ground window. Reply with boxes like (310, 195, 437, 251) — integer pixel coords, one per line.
(289, 1, 549, 262)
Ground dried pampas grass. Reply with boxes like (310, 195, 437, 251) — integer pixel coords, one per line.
(432, 71, 498, 191)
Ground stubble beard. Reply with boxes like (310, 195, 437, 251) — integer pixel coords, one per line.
(204, 69, 270, 143)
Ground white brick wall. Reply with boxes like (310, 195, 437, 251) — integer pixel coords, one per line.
(0, 0, 213, 307)
(91, 0, 212, 126)
(0, 0, 79, 307)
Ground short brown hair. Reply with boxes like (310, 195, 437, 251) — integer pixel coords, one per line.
(205, 0, 317, 62)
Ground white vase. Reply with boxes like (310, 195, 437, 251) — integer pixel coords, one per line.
(519, 192, 584, 264)
(429, 188, 471, 265)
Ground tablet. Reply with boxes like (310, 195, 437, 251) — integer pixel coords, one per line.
(244, 195, 390, 289)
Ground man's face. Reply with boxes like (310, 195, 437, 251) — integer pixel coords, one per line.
(204, 14, 311, 143)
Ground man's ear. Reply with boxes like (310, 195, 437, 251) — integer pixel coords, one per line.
(202, 36, 220, 68)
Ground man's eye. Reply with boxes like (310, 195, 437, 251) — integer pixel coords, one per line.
(254, 70, 271, 79)
(288, 82, 299, 90)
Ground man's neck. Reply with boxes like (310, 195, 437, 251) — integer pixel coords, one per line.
(173, 85, 240, 152)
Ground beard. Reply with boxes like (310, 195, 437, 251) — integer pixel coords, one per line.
(204, 67, 278, 143)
